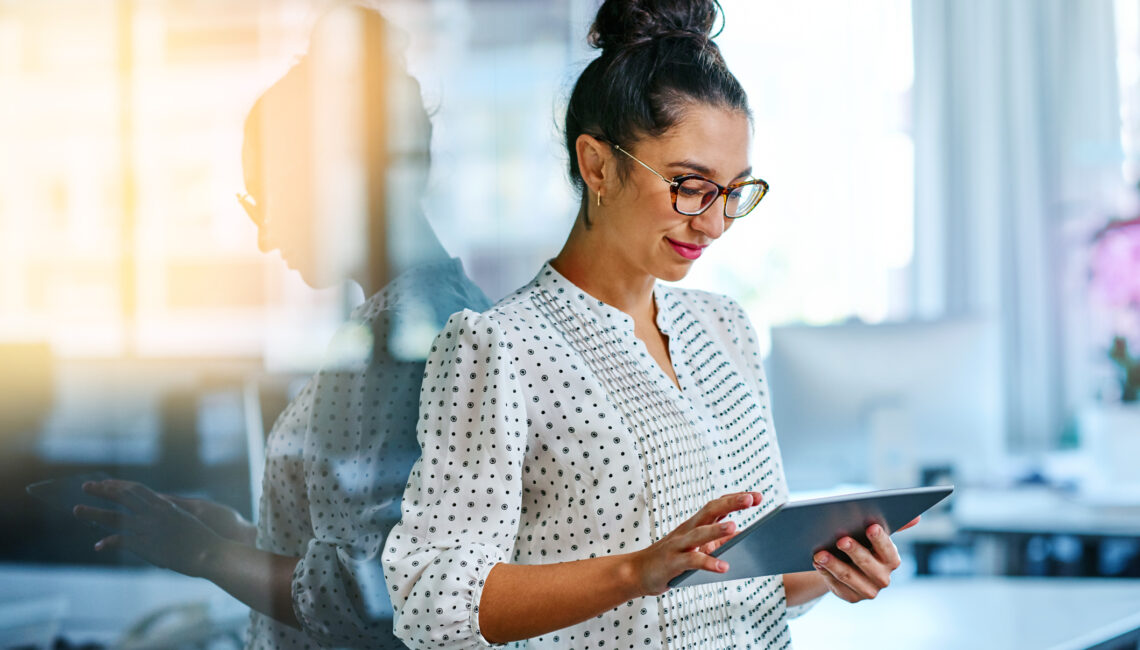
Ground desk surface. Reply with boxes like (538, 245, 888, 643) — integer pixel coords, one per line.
(788, 576, 1140, 650)
(6, 566, 1140, 649)
(951, 487, 1140, 537)
(0, 563, 247, 646)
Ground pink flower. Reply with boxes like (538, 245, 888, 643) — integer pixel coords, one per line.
(1090, 223, 1140, 310)
(1092, 221, 1140, 401)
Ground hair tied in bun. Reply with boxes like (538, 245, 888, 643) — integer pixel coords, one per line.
(565, 0, 747, 225)
(589, 0, 725, 53)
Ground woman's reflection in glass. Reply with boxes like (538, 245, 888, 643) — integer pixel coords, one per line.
(73, 6, 489, 648)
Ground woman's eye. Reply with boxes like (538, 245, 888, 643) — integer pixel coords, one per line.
(679, 186, 704, 197)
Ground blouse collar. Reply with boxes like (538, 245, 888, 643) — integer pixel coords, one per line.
(533, 261, 677, 336)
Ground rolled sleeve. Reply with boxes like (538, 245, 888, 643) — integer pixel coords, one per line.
(292, 539, 397, 647)
(289, 313, 430, 647)
(390, 543, 506, 648)
(383, 310, 528, 649)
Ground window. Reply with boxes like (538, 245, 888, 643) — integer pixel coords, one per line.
(687, 0, 916, 338)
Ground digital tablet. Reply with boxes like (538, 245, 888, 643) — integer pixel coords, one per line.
(25, 471, 127, 530)
(668, 485, 954, 588)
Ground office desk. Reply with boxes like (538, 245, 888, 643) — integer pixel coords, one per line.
(953, 488, 1140, 537)
(787, 577, 1140, 650)
(947, 487, 1140, 575)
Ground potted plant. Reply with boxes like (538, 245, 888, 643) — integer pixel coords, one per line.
(1083, 214, 1140, 493)
(1091, 217, 1140, 403)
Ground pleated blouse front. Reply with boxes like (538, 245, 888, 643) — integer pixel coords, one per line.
(383, 263, 794, 650)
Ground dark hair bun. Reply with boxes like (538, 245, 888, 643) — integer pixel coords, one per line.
(589, 0, 721, 52)
(564, 0, 747, 218)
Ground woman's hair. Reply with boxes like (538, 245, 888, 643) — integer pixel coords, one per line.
(564, 0, 749, 208)
(242, 5, 432, 201)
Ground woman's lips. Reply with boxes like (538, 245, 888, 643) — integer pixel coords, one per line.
(666, 237, 706, 260)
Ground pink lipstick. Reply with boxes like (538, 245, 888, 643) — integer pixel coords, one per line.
(667, 238, 706, 260)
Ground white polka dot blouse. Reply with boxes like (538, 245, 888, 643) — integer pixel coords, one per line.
(249, 258, 490, 650)
(384, 262, 799, 649)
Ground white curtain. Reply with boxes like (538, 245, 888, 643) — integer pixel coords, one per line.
(912, 0, 1122, 451)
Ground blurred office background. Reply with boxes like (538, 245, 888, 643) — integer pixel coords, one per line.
(2, 0, 1140, 648)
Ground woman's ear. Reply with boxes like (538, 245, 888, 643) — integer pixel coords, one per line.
(575, 134, 611, 201)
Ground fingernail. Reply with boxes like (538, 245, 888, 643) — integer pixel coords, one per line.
(94, 541, 103, 551)
(870, 525, 883, 538)
(738, 495, 748, 505)
(815, 553, 828, 564)
(716, 561, 728, 572)
(839, 538, 852, 550)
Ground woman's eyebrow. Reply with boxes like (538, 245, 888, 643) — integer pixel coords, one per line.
(667, 160, 753, 180)
(667, 159, 714, 176)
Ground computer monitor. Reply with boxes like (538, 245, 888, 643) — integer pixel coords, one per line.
(765, 318, 1005, 490)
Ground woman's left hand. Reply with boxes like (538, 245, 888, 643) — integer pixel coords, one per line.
(73, 478, 225, 578)
(811, 517, 919, 603)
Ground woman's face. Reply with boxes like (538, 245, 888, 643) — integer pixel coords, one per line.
(601, 104, 752, 283)
(240, 119, 328, 289)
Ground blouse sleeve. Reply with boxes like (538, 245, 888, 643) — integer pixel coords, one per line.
(382, 309, 528, 649)
(289, 313, 429, 646)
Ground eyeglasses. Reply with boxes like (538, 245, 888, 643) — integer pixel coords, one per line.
(611, 144, 768, 219)
(236, 192, 263, 227)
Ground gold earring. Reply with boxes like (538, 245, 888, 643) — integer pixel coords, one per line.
(596, 191, 602, 207)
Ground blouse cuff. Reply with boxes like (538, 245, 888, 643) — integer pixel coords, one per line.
(469, 551, 503, 647)
(389, 543, 509, 649)
(292, 538, 394, 646)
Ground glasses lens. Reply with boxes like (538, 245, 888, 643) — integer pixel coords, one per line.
(237, 193, 263, 227)
(675, 178, 720, 215)
(725, 181, 766, 218)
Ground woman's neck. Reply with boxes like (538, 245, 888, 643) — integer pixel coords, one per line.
(353, 211, 450, 297)
(550, 218, 656, 321)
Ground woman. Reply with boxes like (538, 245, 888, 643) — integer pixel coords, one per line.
(73, 6, 489, 648)
(382, 1, 914, 648)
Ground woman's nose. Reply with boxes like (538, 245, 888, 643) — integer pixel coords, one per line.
(690, 204, 727, 239)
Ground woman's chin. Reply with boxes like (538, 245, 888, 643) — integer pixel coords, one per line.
(285, 259, 338, 290)
(656, 260, 694, 283)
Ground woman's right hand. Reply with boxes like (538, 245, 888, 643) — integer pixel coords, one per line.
(161, 495, 257, 546)
(629, 491, 764, 596)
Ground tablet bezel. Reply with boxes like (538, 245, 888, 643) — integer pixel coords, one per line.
(668, 485, 954, 589)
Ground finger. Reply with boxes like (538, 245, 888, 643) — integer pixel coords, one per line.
(699, 533, 736, 555)
(836, 536, 892, 590)
(83, 480, 149, 511)
(895, 516, 921, 533)
(93, 533, 126, 552)
(73, 505, 135, 531)
(814, 561, 862, 603)
(864, 524, 902, 572)
(122, 482, 170, 509)
(813, 551, 881, 600)
(679, 520, 736, 552)
(684, 550, 730, 575)
(687, 492, 764, 530)
(162, 495, 198, 514)
(697, 519, 742, 554)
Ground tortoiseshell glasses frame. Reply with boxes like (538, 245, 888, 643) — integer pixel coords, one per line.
(611, 143, 769, 219)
